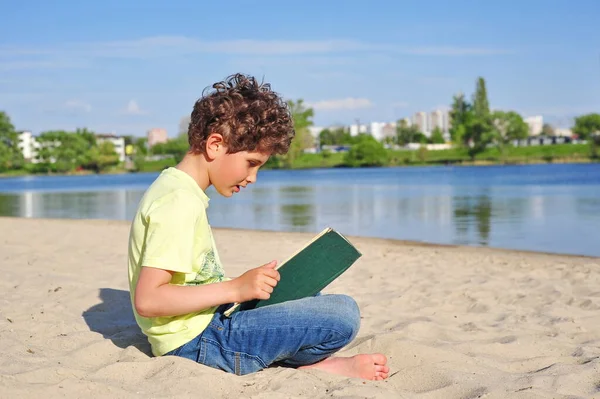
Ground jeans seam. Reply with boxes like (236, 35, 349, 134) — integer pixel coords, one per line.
(202, 337, 268, 369)
(233, 326, 353, 342)
(199, 337, 207, 364)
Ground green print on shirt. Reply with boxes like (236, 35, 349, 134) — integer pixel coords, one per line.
(185, 249, 225, 286)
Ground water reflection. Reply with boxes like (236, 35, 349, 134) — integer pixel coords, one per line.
(278, 186, 316, 230)
(0, 190, 144, 221)
(453, 194, 492, 245)
(1, 164, 599, 256)
(0, 194, 20, 217)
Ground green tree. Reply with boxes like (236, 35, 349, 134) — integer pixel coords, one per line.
(87, 141, 120, 172)
(572, 113, 600, 158)
(472, 77, 490, 118)
(462, 77, 494, 160)
(541, 123, 555, 137)
(491, 111, 529, 160)
(0, 111, 24, 172)
(134, 137, 148, 156)
(449, 92, 472, 143)
(343, 134, 388, 167)
(320, 127, 353, 147)
(396, 119, 426, 146)
(429, 127, 446, 144)
(36, 130, 94, 172)
(334, 128, 353, 145)
(285, 99, 314, 167)
(382, 135, 396, 146)
(318, 128, 335, 146)
(151, 134, 189, 161)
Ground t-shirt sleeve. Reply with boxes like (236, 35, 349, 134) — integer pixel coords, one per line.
(140, 190, 202, 274)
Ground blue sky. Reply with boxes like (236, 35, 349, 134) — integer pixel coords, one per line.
(1, 0, 599, 137)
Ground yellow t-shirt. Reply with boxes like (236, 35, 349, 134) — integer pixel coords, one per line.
(127, 167, 226, 356)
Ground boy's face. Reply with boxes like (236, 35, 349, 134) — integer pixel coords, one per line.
(209, 149, 270, 197)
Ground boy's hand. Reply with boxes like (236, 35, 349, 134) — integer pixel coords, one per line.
(232, 260, 280, 302)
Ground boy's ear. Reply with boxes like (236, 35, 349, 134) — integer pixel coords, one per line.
(205, 133, 225, 159)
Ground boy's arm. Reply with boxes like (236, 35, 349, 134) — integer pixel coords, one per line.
(134, 260, 279, 318)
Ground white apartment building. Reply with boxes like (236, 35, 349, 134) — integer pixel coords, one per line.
(96, 134, 126, 162)
(18, 131, 41, 163)
(429, 110, 444, 133)
(350, 123, 368, 136)
(429, 110, 450, 133)
(412, 112, 429, 136)
(409, 110, 451, 138)
(381, 122, 397, 140)
(524, 116, 543, 136)
(367, 122, 389, 141)
(17, 131, 126, 164)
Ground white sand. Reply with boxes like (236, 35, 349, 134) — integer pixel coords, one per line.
(1, 217, 599, 398)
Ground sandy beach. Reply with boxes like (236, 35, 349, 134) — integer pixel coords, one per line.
(1, 217, 599, 398)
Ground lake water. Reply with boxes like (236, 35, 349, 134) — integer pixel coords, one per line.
(1, 163, 599, 257)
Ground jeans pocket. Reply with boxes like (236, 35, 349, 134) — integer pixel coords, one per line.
(200, 338, 266, 376)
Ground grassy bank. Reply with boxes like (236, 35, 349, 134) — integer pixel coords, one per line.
(1, 144, 596, 177)
(285, 143, 594, 169)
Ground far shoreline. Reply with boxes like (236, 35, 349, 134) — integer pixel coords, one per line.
(1, 157, 597, 179)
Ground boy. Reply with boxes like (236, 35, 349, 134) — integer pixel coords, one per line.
(127, 73, 389, 380)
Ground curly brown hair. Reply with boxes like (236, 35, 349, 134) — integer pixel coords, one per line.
(187, 73, 295, 156)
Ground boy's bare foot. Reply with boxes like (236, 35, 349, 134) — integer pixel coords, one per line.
(298, 353, 389, 380)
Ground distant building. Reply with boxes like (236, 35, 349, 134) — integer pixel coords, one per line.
(308, 126, 323, 137)
(381, 123, 397, 140)
(96, 134, 126, 162)
(412, 112, 429, 136)
(368, 122, 388, 141)
(524, 116, 543, 136)
(350, 123, 367, 136)
(147, 128, 168, 148)
(17, 131, 40, 163)
(429, 109, 450, 134)
(16, 131, 127, 164)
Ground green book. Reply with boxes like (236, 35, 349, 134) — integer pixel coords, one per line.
(223, 228, 362, 317)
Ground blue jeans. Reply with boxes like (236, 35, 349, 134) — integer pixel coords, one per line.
(165, 294, 361, 375)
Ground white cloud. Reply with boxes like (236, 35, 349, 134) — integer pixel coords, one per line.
(64, 99, 91, 113)
(404, 46, 510, 56)
(0, 36, 511, 65)
(0, 59, 88, 71)
(308, 98, 373, 111)
(121, 100, 147, 115)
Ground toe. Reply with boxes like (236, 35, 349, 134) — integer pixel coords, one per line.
(375, 364, 389, 373)
(372, 353, 387, 365)
(374, 371, 388, 380)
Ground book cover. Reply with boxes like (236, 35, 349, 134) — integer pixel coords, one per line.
(223, 228, 362, 317)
